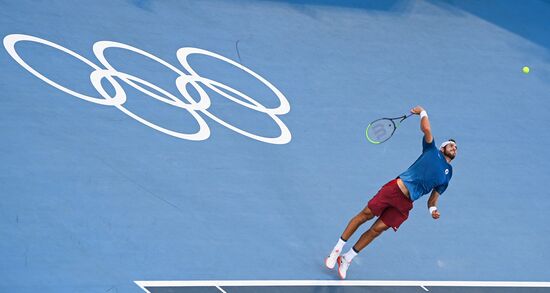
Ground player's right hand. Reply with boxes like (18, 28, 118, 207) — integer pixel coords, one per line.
(410, 105, 425, 115)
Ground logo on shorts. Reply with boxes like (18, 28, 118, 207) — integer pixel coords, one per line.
(445, 169, 449, 175)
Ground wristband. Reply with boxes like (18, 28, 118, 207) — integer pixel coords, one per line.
(420, 110, 428, 119)
(429, 206, 437, 214)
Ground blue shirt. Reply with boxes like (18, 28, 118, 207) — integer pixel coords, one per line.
(398, 137, 453, 201)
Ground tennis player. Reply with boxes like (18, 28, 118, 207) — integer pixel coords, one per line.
(325, 105, 457, 279)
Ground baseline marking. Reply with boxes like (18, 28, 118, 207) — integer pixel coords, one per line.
(134, 280, 550, 293)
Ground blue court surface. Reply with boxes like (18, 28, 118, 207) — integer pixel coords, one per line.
(1, 1, 550, 293)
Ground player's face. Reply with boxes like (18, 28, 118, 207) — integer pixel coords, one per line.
(442, 143, 457, 160)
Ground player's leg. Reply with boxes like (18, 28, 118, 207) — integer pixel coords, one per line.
(337, 218, 389, 279)
(336, 207, 398, 279)
(325, 205, 375, 269)
(352, 217, 390, 252)
(341, 205, 375, 240)
(326, 180, 392, 270)
(336, 180, 411, 279)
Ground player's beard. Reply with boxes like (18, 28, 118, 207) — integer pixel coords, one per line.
(444, 148, 456, 160)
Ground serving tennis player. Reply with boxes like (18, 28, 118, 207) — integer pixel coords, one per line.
(325, 105, 457, 279)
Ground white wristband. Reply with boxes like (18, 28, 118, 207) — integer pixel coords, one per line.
(429, 206, 437, 214)
(420, 110, 428, 119)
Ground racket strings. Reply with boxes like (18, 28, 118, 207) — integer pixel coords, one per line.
(366, 119, 396, 143)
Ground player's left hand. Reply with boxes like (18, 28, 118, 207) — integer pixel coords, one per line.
(431, 210, 440, 219)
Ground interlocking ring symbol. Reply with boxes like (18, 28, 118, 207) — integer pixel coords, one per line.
(3, 34, 292, 144)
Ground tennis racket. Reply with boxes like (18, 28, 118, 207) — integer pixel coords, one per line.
(366, 113, 414, 144)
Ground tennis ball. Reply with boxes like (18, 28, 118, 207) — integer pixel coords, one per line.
(522, 66, 530, 74)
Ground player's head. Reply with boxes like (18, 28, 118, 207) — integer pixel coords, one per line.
(439, 139, 457, 161)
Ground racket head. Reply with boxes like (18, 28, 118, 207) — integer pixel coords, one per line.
(366, 118, 397, 144)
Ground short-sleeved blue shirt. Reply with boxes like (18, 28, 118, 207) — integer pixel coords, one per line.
(398, 137, 453, 201)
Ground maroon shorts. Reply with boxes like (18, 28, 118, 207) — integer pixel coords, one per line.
(367, 179, 413, 231)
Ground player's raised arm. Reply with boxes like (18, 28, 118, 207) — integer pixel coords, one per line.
(410, 105, 432, 143)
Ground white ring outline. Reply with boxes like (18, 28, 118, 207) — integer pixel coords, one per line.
(90, 69, 210, 140)
(195, 76, 292, 144)
(177, 47, 290, 115)
(3, 34, 292, 144)
(92, 41, 211, 111)
(177, 47, 291, 144)
(3, 34, 126, 106)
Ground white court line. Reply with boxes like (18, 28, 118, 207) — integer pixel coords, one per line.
(134, 280, 550, 293)
(216, 285, 227, 293)
(420, 285, 429, 291)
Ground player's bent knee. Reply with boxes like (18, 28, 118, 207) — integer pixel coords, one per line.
(361, 208, 375, 220)
(372, 222, 390, 234)
(367, 228, 382, 238)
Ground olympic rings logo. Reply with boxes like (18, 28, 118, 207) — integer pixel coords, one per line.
(3, 34, 292, 144)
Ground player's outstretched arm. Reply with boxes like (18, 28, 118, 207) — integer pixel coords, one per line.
(410, 105, 433, 144)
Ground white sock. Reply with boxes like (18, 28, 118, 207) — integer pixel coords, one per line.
(333, 238, 346, 253)
(343, 248, 358, 262)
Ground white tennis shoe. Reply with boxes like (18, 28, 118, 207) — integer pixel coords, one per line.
(337, 255, 351, 279)
(325, 249, 340, 269)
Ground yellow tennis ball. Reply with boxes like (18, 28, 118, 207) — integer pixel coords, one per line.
(522, 66, 530, 74)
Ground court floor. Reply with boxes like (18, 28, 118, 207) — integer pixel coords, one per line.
(1, 1, 550, 292)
